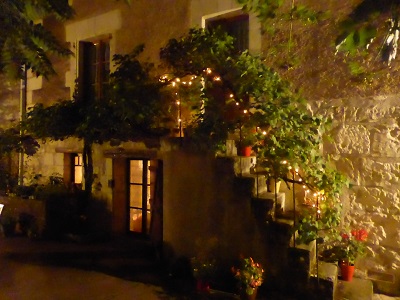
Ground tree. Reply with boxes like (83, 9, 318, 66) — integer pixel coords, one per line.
(0, 0, 74, 79)
(161, 27, 348, 244)
(23, 46, 168, 195)
(236, 0, 400, 65)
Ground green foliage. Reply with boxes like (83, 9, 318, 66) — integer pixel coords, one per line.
(237, 0, 323, 26)
(107, 45, 170, 140)
(0, 127, 39, 156)
(0, 0, 73, 79)
(161, 28, 349, 245)
(336, 25, 377, 54)
(23, 100, 80, 141)
(232, 257, 264, 295)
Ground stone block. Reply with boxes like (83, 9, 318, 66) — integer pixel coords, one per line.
(288, 239, 316, 275)
(233, 156, 256, 175)
(309, 262, 339, 300)
(334, 277, 373, 300)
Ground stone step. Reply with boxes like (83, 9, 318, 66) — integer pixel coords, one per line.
(288, 238, 317, 275)
(241, 173, 268, 196)
(310, 262, 339, 300)
(334, 277, 374, 300)
(233, 155, 256, 176)
(257, 191, 286, 214)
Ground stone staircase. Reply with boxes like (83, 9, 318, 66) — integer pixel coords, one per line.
(231, 153, 374, 299)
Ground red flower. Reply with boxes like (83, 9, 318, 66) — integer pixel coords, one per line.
(351, 229, 368, 241)
(341, 233, 349, 240)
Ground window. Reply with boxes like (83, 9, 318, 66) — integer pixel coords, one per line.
(206, 14, 249, 53)
(63, 153, 83, 189)
(73, 153, 83, 185)
(129, 160, 153, 234)
(78, 39, 110, 101)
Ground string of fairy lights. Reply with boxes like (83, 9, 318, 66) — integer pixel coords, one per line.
(160, 68, 325, 216)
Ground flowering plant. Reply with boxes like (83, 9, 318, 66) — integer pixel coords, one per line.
(331, 228, 368, 265)
(231, 257, 264, 295)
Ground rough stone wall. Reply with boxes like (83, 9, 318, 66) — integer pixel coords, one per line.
(318, 95, 400, 295)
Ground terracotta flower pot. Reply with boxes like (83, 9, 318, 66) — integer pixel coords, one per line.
(238, 146, 252, 157)
(340, 261, 355, 281)
(240, 287, 257, 300)
(196, 279, 210, 292)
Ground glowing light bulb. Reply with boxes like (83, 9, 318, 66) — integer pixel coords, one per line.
(176, 78, 180, 82)
(176, 101, 180, 105)
(214, 76, 221, 81)
(262, 131, 267, 135)
(236, 102, 239, 106)
(206, 68, 212, 74)
(172, 82, 176, 87)
(230, 94, 234, 98)
(243, 110, 248, 114)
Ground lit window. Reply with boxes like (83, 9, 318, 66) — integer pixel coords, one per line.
(73, 153, 83, 184)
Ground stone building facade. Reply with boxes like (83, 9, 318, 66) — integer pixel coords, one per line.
(0, 0, 399, 295)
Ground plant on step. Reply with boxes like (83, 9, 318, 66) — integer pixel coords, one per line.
(321, 228, 368, 265)
(191, 256, 216, 292)
(235, 124, 257, 149)
(231, 256, 264, 295)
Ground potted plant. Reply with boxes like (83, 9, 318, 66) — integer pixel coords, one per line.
(324, 228, 368, 281)
(235, 126, 257, 157)
(231, 257, 264, 300)
(191, 257, 216, 292)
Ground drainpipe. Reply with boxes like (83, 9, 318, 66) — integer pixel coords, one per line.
(18, 65, 27, 186)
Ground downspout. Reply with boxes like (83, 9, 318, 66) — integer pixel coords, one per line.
(18, 65, 27, 186)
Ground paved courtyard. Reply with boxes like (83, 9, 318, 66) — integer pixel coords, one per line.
(0, 236, 174, 300)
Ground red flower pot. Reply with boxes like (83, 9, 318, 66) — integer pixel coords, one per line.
(238, 146, 252, 157)
(340, 262, 355, 281)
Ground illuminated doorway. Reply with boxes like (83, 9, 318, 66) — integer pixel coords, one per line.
(129, 160, 152, 234)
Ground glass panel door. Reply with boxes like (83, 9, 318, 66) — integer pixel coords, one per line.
(129, 160, 152, 234)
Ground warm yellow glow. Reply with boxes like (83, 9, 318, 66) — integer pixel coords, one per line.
(262, 131, 267, 135)
(230, 94, 234, 98)
(243, 109, 248, 114)
(206, 68, 212, 74)
(214, 76, 221, 81)
(172, 82, 176, 87)
(176, 78, 180, 82)
(176, 101, 180, 105)
(236, 102, 239, 106)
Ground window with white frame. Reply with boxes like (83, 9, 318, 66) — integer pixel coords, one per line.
(206, 13, 249, 53)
